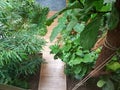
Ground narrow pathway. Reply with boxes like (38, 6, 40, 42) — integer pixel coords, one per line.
(38, 12, 66, 90)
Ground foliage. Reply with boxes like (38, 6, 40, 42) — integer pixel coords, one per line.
(0, 0, 48, 89)
(47, 0, 119, 49)
(48, 0, 120, 90)
(50, 28, 99, 79)
(97, 79, 106, 88)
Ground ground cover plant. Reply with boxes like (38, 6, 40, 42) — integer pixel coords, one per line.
(0, 0, 48, 89)
(47, 0, 120, 90)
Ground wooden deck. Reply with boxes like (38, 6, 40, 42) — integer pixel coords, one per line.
(38, 11, 66, 90)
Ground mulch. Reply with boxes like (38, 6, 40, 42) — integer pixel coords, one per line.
(67, 76, 102, 90)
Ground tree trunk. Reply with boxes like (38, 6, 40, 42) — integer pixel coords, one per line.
(93, 0, 120, 77)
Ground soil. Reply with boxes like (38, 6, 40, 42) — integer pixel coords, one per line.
(28, 53, 42, 90)
(0, 68, 40, 90)
(28, 67, 40, 90)
(67, 76, 102, 90)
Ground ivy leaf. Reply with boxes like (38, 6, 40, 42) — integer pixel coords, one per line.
(97, 79, 106, 88)
(108, 4, 119, 30)
(80, 15, 102, 50)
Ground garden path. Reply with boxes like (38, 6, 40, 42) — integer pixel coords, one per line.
(38, 11, 66, 90)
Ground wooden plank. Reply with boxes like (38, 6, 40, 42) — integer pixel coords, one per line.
(0, 84, 26, 90)
(38, 11, 66, 90)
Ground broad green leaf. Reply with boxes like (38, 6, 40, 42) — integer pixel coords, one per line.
(62, 43, 72, 51)
(106, 62, 120, 71)
(95, 48, 101, 54)
(97, 79, 106, 88)
(85, 0, 95, 6)
(76, 50, 83, 56)
(84, 0, 95, 12)
(108, 5, 119, 30)
(50, 45, 60, 54)
(58, 16, 67, 24)
(75, 74, 82, 80)
(50, 24, 66, 41)
(103, 79, 115, 90)
(83, 53, 94, 63)
(63, 53, 71, 62)
(94, 0, 104, 11)
(104, 0, 115, 4)
(46, 1, 83, 26)
(80, 15, 102, 50)
(74, 65, 82, 74)
(66, 18, 78, 32)
(80, 65, 88, 77)
(100, 4, 112, 11)
(46, 13, 58, 26)
(69, 57, 83, 66)
(59, 1, 84, 14)
(73, 23, 85, 33)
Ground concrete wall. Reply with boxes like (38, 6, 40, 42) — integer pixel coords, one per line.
(36, 0, 66, 11)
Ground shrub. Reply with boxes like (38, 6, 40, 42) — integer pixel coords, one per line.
(0, 0, 48, 88)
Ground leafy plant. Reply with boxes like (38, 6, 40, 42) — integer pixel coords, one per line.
(47, 0, 119, 49)
(48, 0, 120, 90)
(0, 0, 48, 89)
(50, 28, 99, 79)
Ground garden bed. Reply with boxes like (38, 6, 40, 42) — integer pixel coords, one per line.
(0, 53, 43, 90)
(0, 65, 41, 90)
(28, 66, 40, 90)
(67, 76, 102, 90)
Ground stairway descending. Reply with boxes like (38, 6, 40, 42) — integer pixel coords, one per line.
(38, 11, 66, 90)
